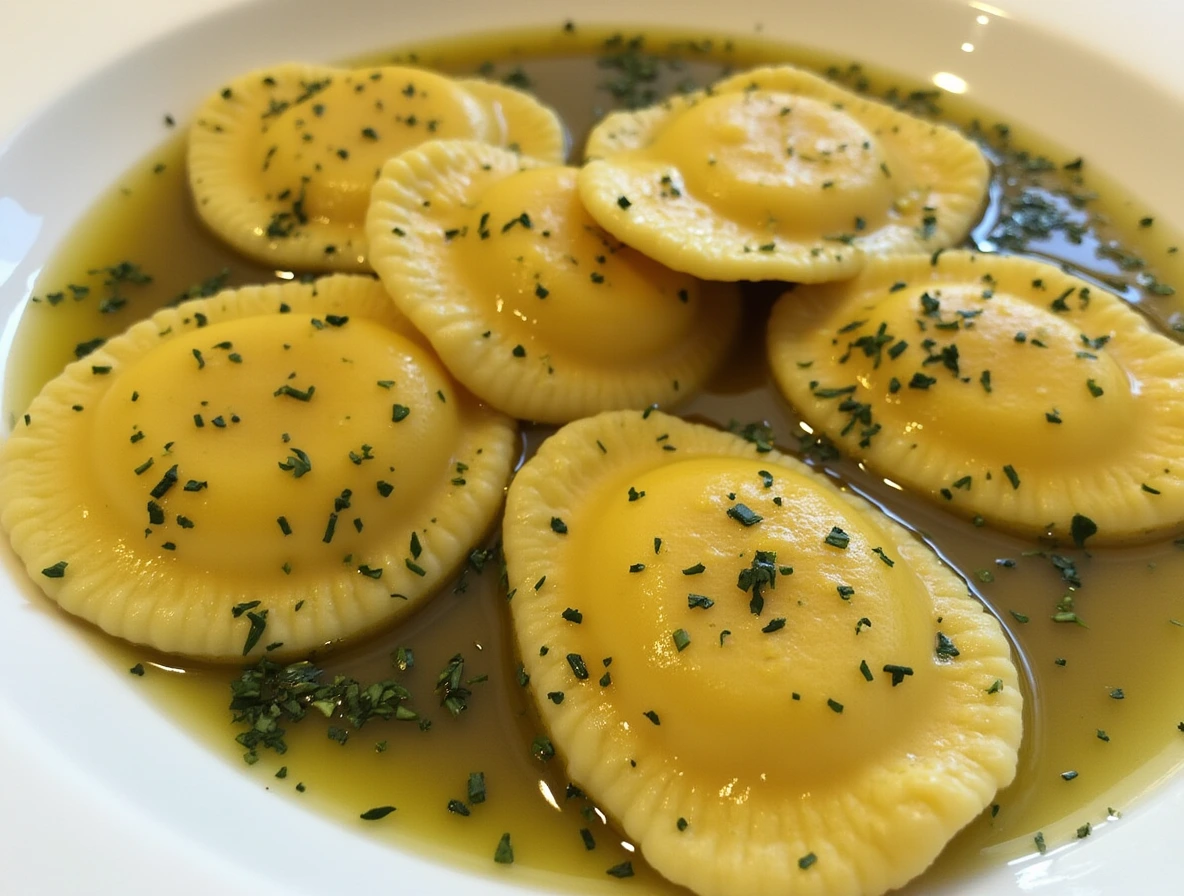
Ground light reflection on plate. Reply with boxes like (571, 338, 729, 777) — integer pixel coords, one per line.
(1, 0, 1183, 894)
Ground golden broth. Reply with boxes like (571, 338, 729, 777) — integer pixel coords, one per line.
(5, 25, 1184, 895)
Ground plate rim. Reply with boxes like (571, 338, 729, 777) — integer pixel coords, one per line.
(2, 1, 1183, 894)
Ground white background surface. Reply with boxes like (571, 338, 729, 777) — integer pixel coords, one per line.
(2, 0, 1182, 142)
(2, 10, 280, 894)
(1, 1, 1181, 894)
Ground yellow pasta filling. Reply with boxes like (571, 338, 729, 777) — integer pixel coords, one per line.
(568, 455, 939, 780)
(255, 69, 489, 227)
(651, 91, 897, 241)
(94, 314, 458, 572)
(463, 166, 708, 362)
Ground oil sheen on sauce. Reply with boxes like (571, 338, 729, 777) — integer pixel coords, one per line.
(5, 25, 1184, 896)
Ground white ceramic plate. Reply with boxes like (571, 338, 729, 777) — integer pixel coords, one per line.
(3, 1, 1184, 893)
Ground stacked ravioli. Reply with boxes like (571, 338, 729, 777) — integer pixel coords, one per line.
(477, 72, 1022, 896)
(578, 65, 988, 282)
(21, 51, 1184, 896)
(6, 64, 571, 662)
(365, 141, 742, 422)
(172, 55, 1183, 896)
(4, 60, 749, 664)
(189, 63, 567, 271)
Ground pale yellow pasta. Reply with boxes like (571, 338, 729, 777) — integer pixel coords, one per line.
(367, 139, 741, 423)
(188, 63, 565, 272)
(767, 251, 1184, 543)
(504, 410, 1022, 896)
(580, 65, 988, 283)
(0, 275, 517, 661)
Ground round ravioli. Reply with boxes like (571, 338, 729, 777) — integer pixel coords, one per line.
(188, 63, 565, 273)
(0, 275, 517, 661)
(578, 65, 988, 283)
(504, 410, 1022, 896)
(366, 139, 741, 423)
(767, 251, 1184, 544)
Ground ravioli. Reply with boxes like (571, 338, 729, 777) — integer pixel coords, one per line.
(366, 139, 741, 423)
(767, 251, 1184, 544)
(578, 65, 988, 283)
(503, 410, 1022, 896)
(188, 63, 565, 272)
(0, 275, 517, 661)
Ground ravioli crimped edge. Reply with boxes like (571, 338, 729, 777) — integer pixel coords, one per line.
(0, 274, 518, 661)
(504, 409, 1022, 896)
(579, 64, 988, 283)
(366, 139, 742, 423)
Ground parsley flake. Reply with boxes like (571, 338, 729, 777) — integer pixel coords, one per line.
(494, 833, 514, 864)
(360, 806, 397, 821)
(727, 503, 763, 526)
(824, 527, 850, 549)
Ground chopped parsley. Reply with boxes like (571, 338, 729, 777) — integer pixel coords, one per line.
(360, 806, 397, 820)
(494, 833, 514, 864)
(1070, 513, 1098, 548)
(726, 503, 763, 526)
(823, 527, 850, 549)
(737, 550, 780, 615)
(41, 561, 68, 578)
(935, 632, 960, 658)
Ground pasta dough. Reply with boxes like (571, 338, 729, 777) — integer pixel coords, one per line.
(0, 275, 517, 660)
(503, 410, 1022, 896)
(767, 251, 1184, 543)
(579, 65, 988, 283)
(367, 139, 741, 423)
(188, 63, 565, 272)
